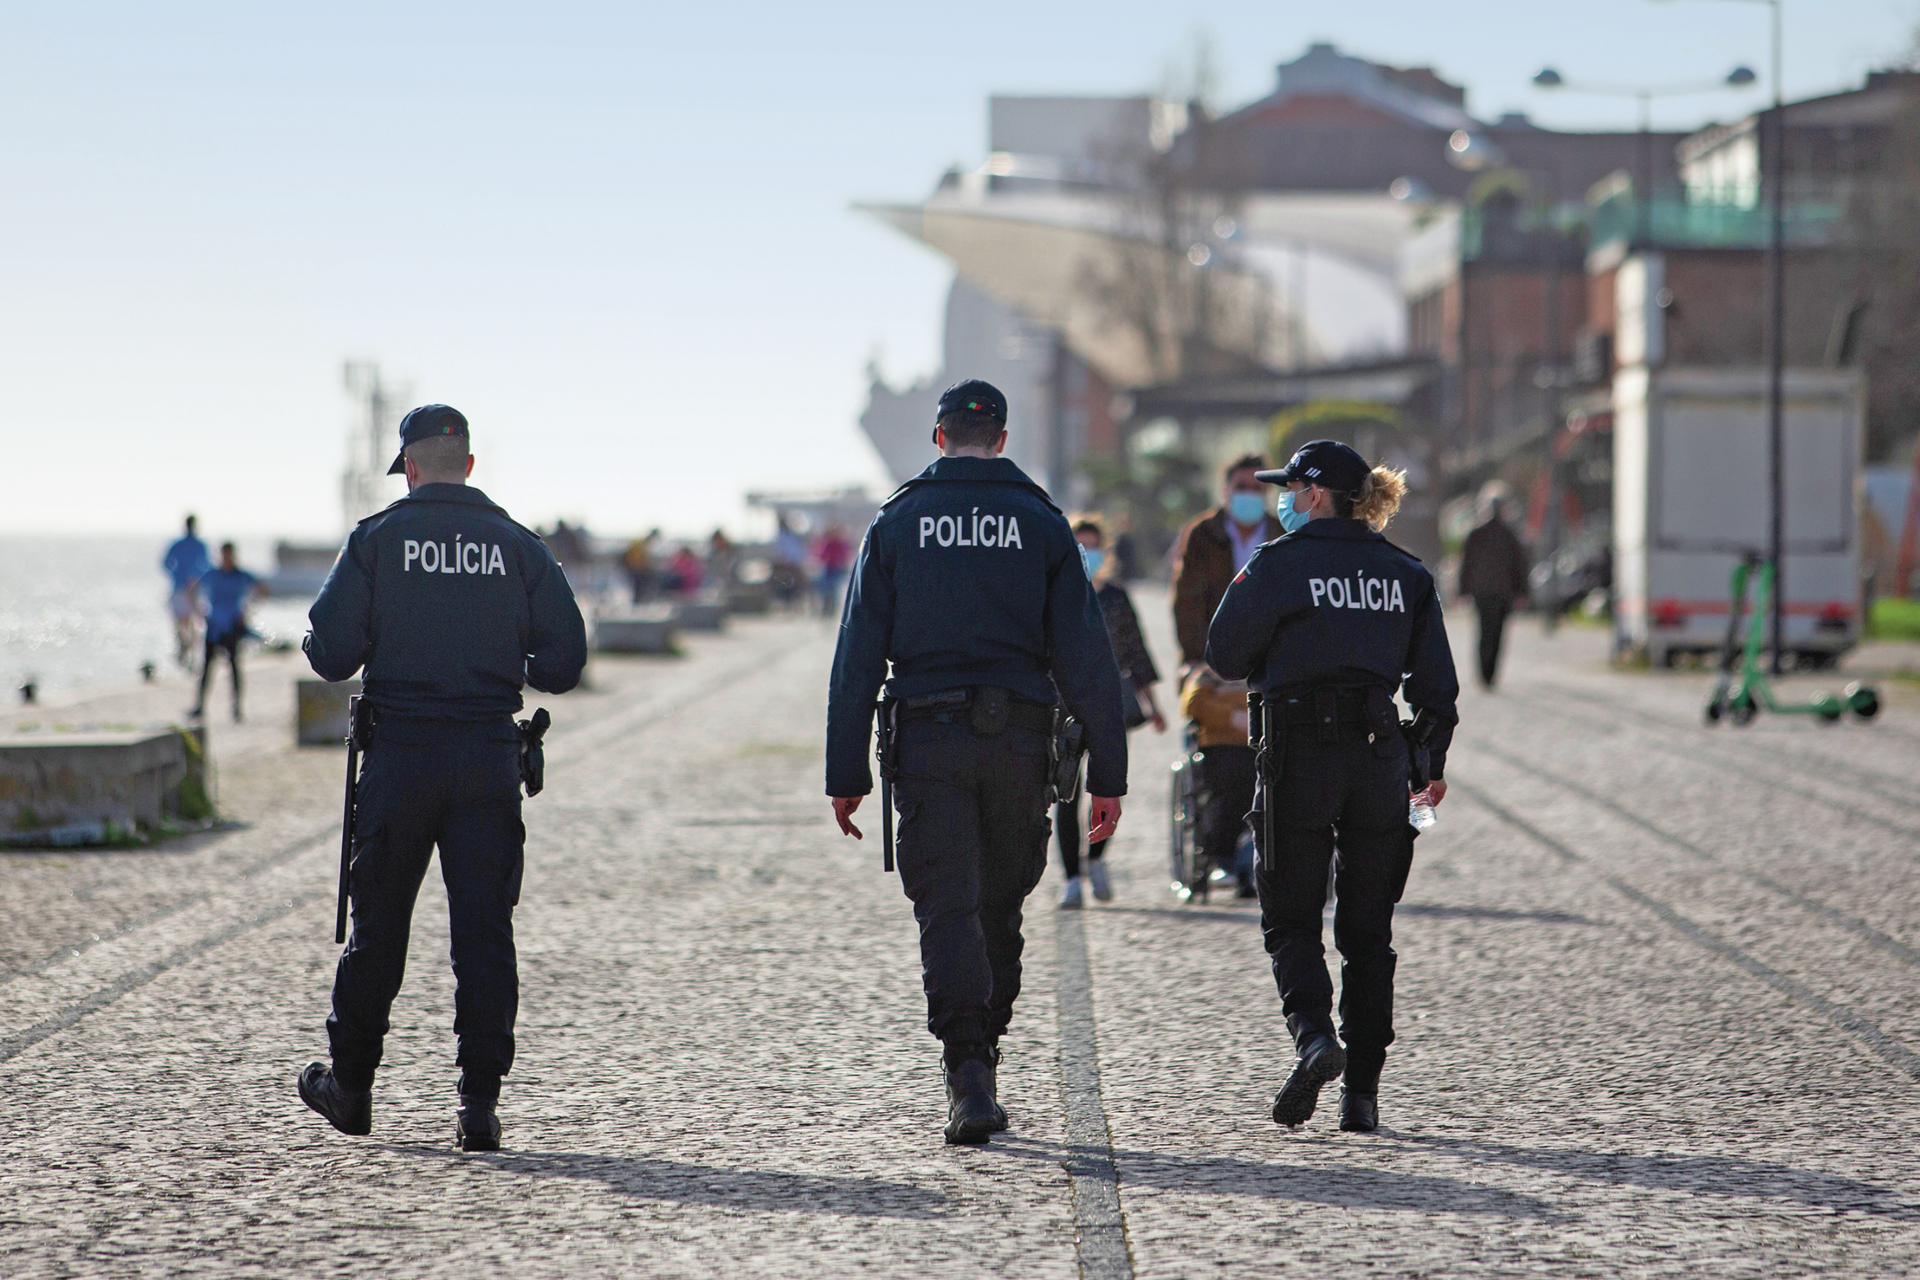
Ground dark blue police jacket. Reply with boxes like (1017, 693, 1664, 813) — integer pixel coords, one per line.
(1206, 518, 1459, 776)
(305, 483, 588, 721)
(825, 456, 1129, 799)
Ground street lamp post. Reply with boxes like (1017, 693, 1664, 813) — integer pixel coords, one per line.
(1532, 66, 1756, 241)
(1650, 0, 1785, 668)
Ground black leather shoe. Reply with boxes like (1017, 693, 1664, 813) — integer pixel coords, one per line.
(298, 1062, 371, 1136)
(1271, 1033, 1346, 1128)
(1338, 1089, 1378, 1133)
(943, 1058, 1003, 1145)
(456, 1096, 502, 1151)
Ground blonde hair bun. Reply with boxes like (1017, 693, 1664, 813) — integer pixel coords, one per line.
(1352, 465, 1408, 531)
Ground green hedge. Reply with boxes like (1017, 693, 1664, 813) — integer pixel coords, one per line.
(1868, 597, 1920, 641)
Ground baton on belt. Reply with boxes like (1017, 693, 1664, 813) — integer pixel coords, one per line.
(335, 695, 362, 944)
(874, 699, 897, 873)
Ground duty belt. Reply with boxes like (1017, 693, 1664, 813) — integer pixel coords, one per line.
(1272, 684, 1391, 744)
(896, 686, 1054, 735)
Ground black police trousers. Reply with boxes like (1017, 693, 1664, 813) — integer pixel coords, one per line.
(327, 718, 525, 1100)
(891, 717, 1053, 1048)
(1252, 728, 1414, 1093)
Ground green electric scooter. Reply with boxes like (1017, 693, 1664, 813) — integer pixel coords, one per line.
(1705, 553, 1879, 726)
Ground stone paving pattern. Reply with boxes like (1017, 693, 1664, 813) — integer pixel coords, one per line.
(2, 603, 1916, 1277)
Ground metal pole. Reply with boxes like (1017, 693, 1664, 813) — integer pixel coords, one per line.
(1766, 0, 1786, 672)
(1542, 165, 1564, 633)
(1638, 91, 1653, 243)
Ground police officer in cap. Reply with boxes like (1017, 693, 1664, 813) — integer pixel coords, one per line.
(827, 379, 1129, 1145)
(1206, 440, 1459, 1133)
(297, 404, 586, 1151)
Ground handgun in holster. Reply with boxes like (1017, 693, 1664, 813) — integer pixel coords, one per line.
(517, 707, 551, 797)
(874, 699, 899, 872)
(1249, 690, 1280, 873)
(1049, 710, 1087, 807)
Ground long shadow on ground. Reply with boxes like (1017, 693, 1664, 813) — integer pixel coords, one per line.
(378, 1144, 949, 1218)
(981, 1135, 1565, 1221)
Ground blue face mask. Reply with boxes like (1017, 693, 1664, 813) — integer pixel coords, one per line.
(1276, 489, 1312, 533)
(1227, 491, 1268, 526)
(1081, 548, 1105, 578)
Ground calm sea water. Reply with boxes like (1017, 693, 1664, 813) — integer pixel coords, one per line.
(0, 536, 320, 701)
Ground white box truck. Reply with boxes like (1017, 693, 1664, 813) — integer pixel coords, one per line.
(1613, 366, 1864, 668)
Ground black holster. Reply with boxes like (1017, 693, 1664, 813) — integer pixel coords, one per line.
(1400, 707, 1440, 793)
(1049, 710, 1087, 805)
(518, 707, 551, 797)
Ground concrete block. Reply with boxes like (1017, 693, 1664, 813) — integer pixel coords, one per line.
(670, 601, 729, 632)
(0, 728, 202, 844)
(297, 679, 362, 747)
(596, 616, 679, 654)
(724, 582, 773, 615)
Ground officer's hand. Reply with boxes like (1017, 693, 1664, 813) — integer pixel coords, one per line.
(831, 795, 864, 839)
(1426, 780, 1447, 807)
(1087, 796, 1123, 843)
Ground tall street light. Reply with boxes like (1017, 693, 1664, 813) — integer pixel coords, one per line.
(1652, 0, 1785, 669)
(1532, 65, 1756, 240)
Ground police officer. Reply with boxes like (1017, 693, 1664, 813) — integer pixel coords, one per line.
(1206, 440, 1459, 1134)
(296, 404, 586, 1151)
(826, 379, 1129, 1145)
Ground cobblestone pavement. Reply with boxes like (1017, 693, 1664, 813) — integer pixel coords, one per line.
(2, 605, 1917, 1277)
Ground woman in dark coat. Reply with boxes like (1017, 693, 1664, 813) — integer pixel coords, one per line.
(1057, 515, 1166, 907)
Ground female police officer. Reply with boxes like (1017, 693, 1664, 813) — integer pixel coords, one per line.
(1206, 439, 1459, 1134)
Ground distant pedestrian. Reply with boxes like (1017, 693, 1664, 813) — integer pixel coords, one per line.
(1458, 484, 1530, 689)
(707, 529, 738, 590)
(1171, 454, 1284, 670)
(1056, 514, 1165, 908)
(665, 544, 704, 598)
(622, 531, 658, 604)
(190, 542, 264, 722)
(163, 515, 212, 670)
(771, 515, 807, 610)
(815, 524, 853, 615)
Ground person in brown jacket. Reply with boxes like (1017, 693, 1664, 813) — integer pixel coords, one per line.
(1458, 484, 1531, 688)
(1179, 666, 1258, 897)
(1171, 454, 1286, 669)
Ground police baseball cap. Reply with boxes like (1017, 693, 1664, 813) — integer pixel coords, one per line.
(1258, 439, 1370, 493)
(386, 404, 471, 475)
(933, 379, 1008, 442)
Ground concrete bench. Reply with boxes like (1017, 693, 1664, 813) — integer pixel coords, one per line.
(0, 727, 212, 845)
(669, 601, 729, 632)
(296, 679, 362, 746)
(596, 615, 680, 654)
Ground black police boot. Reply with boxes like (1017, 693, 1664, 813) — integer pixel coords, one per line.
(1271, 1028, 1345, 1129)
(456, 1096, 502, 1152)
(942, 1044, 1004, 1145)
(297, 1062, 371, 1137)
(1339, 1089, 1379, 1133)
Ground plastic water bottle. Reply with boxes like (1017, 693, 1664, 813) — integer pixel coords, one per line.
(1409, 788, 1437, 832)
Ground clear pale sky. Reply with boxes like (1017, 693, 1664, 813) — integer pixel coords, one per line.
(2, 0, 1912, 542)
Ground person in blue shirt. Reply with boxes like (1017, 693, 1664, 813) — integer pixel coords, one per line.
(825, 379, 1129, 1145)
(1208, 439, 1460, 1135)
(189, 542, 264, 721)
(162, 515, 212, 669)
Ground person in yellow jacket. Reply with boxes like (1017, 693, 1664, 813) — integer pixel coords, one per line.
(1179, 665, 1258, 896)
